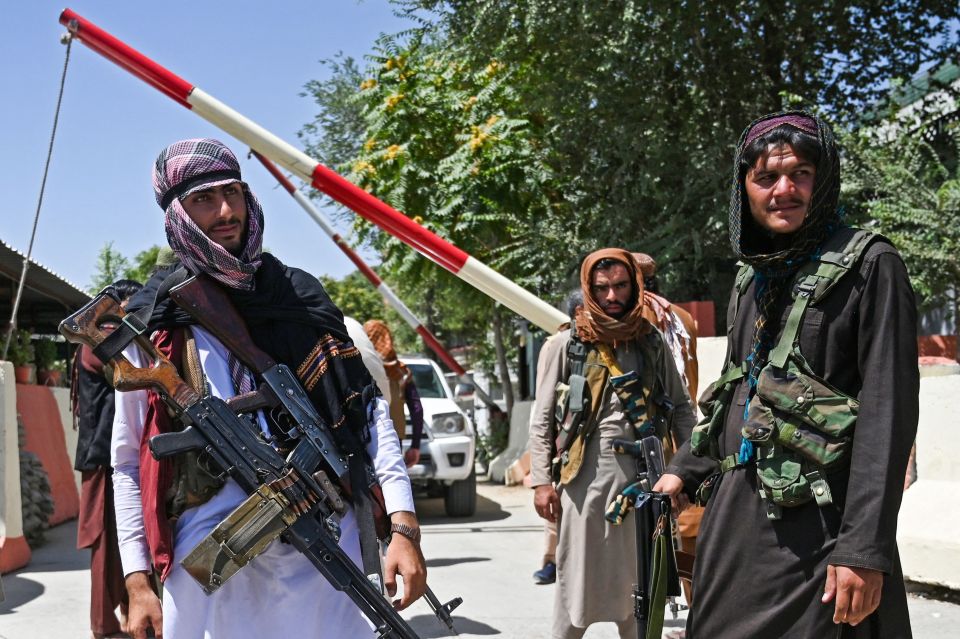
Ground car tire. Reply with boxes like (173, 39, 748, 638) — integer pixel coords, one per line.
(444, 469, 477, 517)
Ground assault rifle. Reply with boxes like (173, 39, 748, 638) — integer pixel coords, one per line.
(59, 285, 455, 638)
(607, 435, 682, 639)
(166, 274, 461, 632)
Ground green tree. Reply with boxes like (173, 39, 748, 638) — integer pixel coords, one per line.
(841, 121, 960, 319)
(88, 242, 131, 294)
(318, 270, 421, 355)
(125, 245, 162, 285)
(301, 36, 560, 394)
(391, 1, 960, 311)
(89, 243, 163, 293)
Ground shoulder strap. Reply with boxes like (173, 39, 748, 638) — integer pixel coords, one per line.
(92, 266, 189, 363)
(566, 319, 588, 378)
(728, 263, 754, 334)
(768, 228, 878, 368)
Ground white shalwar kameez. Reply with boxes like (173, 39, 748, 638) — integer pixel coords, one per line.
(112, 327, 415, 639)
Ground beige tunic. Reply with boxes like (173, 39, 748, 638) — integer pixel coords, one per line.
(529, 329, 695, 627)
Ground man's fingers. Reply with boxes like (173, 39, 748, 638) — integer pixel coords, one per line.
(833, 578, 851, 625)
(848, 587, 866, 626)
(383, 561, 399, 598)
(822, 564, 837, 604)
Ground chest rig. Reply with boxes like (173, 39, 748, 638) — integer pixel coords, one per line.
(690, 228, 879, 519)
(552, 324, 675, 485)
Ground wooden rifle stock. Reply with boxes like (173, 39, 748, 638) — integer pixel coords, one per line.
(59, 288, 200, 409)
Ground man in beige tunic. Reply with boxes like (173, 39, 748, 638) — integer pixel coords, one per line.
(529, 248, 697, 639)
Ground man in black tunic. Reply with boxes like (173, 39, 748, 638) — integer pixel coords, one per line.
(655, 111, 918, 638)
(72, 278, 142, 638)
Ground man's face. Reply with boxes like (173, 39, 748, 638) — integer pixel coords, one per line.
(181, 182, 248, 255)
(745, 144, 817, 235)
(590, 263, 633, 319)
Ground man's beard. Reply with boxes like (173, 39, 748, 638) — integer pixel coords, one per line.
(602, 300, 633, 320)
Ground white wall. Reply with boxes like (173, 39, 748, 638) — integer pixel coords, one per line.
(0, 361, 24, 540)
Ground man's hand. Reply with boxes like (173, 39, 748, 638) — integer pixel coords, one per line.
(124, 571, 162, 639)
(404, 448, 421, 468)
(652, 473, 690, 514)
(534, 484, 561, 522)
(822, 564, 884, 626)
(383, 511, 427, 610)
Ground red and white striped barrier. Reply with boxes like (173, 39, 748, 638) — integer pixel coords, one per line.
(59, 9, 567, 335)
(252, 151, 501, 411)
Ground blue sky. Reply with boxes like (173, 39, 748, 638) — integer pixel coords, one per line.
(1, 1, 411, 292)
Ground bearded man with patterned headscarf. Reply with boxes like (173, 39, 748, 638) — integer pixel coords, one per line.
(110, 139, 426, 639)
(656, 112, 918, 638)
(528, 248, 696, 639)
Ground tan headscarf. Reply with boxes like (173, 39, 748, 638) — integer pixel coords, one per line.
(574, 248, 649, 344)
(632, 252, 657, 279)
(363, 319, 410, 383)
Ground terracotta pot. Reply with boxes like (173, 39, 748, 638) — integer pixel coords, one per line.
(37, 369, 62, 386)
(14, 364, 35, 384)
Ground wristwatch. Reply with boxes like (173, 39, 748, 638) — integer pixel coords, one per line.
(390, 522, 421, 545)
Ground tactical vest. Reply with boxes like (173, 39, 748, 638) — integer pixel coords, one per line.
(690, 228, 879, 519)
(552, 326, 675, 485)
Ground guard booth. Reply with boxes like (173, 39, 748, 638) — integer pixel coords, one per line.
(0, 238, 90, 573)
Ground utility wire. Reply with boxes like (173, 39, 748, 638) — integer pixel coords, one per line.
(2, 34, 73, 360)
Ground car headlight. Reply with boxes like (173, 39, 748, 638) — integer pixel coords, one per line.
(431, 412, 466, 436)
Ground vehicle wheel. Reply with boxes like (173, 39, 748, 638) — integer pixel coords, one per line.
(444, 469, 477, 517)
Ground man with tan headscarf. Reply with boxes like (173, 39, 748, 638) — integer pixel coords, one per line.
(528, 248, 697, 639)
(364, 319, 425, 467)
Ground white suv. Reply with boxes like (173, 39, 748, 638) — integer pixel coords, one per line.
(400, 357, 477, 517)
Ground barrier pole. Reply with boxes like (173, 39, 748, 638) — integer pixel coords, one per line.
(59, 9, 567, 335)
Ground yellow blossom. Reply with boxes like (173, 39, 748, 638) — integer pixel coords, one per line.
(485, 60, 503, 76)
(412, 216, 424, 225)
(463, 96, 478, 111)
(384, 145, 402, 160)
(363, 138, 377, 152)
(359, 78, 377, 91)
(485, 115, 500, 128)
(352, 161, 376, 176)
(384, 58, 396, 70)
(385, 93, 405, 110)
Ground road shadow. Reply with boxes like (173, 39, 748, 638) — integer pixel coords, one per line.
(0, 574, 45, 614)
(408, 613, 500, 637)
(426, 556, 490, 568)
(417, 494, 510, 525)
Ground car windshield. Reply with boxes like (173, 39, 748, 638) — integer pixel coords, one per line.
(407, 363, 448, 399)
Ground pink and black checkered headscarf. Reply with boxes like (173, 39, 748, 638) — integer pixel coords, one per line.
(153, 138, 264, 290)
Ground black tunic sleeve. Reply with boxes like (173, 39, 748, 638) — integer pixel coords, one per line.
(829, 249, 919, 573)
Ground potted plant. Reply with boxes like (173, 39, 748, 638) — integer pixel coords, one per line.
(34, 337, 61, 386)
(7, 329, 36, 384)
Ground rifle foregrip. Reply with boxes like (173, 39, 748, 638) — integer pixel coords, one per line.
(149, 426, 207, 460)
(612, 438, 643, 457)
(170, 275, 276, 373)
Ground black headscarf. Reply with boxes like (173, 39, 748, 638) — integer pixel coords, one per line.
(730, 110, 842, 270)
(126, 253, 374, 442)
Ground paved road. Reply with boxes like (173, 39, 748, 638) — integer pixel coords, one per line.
(2, 480, 958, 638)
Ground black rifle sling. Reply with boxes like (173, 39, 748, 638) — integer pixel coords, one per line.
(349, 454, 385, 588)
(93, 266, 189, 363)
